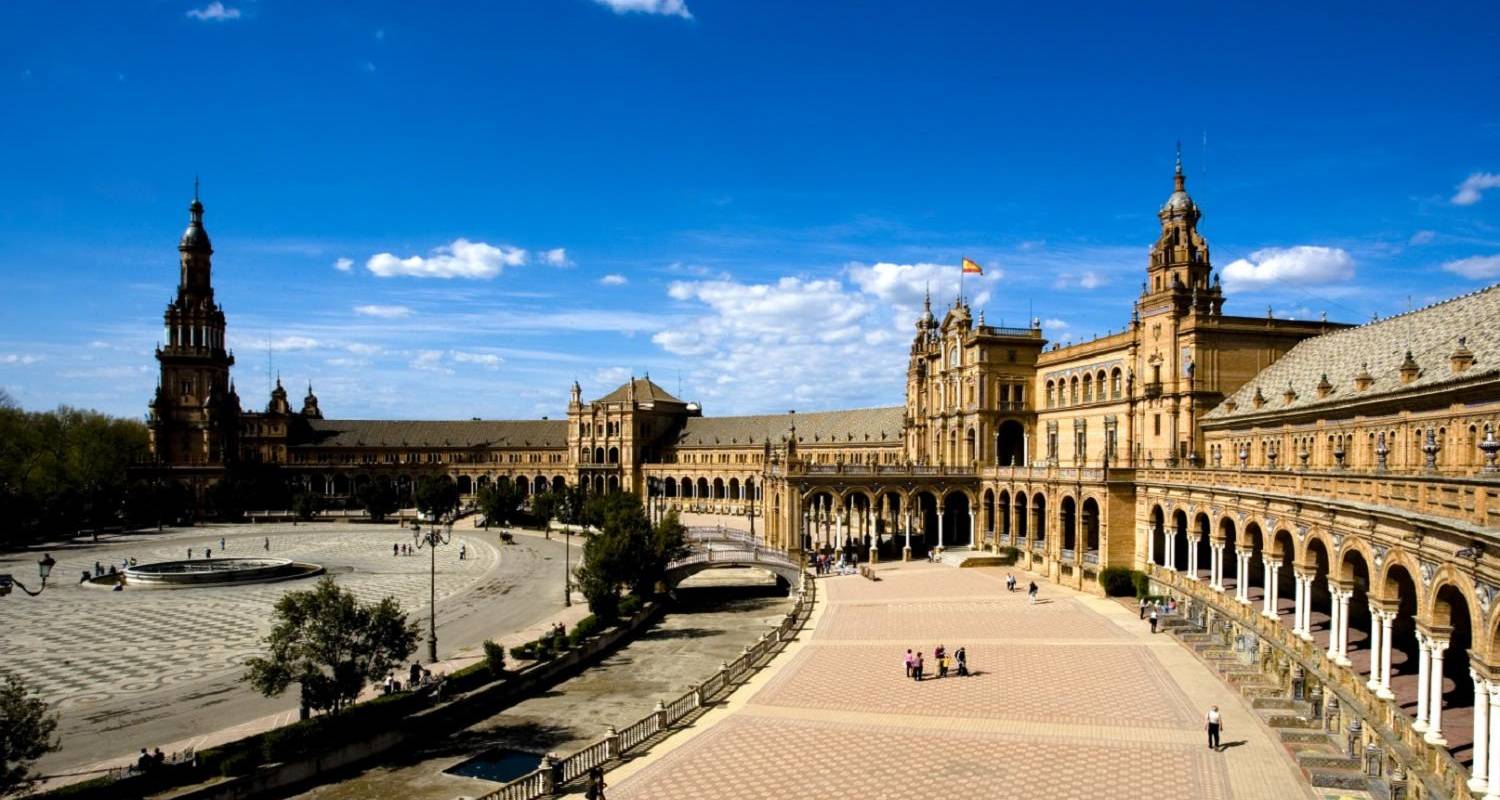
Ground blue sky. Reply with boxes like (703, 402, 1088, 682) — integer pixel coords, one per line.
(2, 1, 1498, 420)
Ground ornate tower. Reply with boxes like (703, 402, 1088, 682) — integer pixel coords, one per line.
(148, 186, 240, 466)
(1140, 148, 1222, 315)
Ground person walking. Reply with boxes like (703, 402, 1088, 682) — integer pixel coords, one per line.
(1139, 596, 1147, 619)
(394, 543, 400, 557)
(1149, 604, 1160, 634)
(1027, 581, 1038, 605)
(459, 543, 467, 561)
(219, 536, 226, 551)
(913, 652, 924, 682)
(1205, 706, 1223, 750)
(585, 765, 606, 800)
(904, 648, 914, 678)
(205, 548, 211, 559)
(264, 536, 270, 552)
(186, 547, 192, 559)
(956, 647, 968, 677)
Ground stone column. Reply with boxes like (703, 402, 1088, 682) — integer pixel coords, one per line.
(1146, 524, 1155, 566)
(1472, 670, 1490, 793)
(1335, 590, 1352, 666)
(1209, 543, 1223, 590)
(1237, 552, 1251, 603)
(1378, 612, 1395, 699)
(1326, 584, 1343, 661)
(1299, 575, 1315, 641)
(936, 509, 945, 550)
(1413, 632, 1431, 733)
(1292, 574, 1307, 636)
(867, 508, 878, 564)
(903, 510, 912, 561)
(1366, 605, 1384, 692)
(1425, 638, 1450, 745)
(1262, 559, 1278, 618)
(967, 505, 974, 548)
(1486, 682, 1500, 800)
(1164, 532, 1175, 572)
(1186, 537, 1198, 581)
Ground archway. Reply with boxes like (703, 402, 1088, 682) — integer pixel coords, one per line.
(664, 477, 678, 498)
(1219, 517, 1238, 593)
(1031, 494, 1047, 548)
(997, 420, 1025, 466)
(1014, 492, 1028, 544)
(1082, 497, 1100, 558)
(593, 447, 604, 464)
(1305, 538, 1333, 650)
(1171, 510, 1189, 572)
(1151, 505, 1167, 567)
(607, 447, 620, 465)
(713, 477, 725, 500)
(1430, 583, 1475, 759)
(696, 477, 709, 498)
(457, 475, 472, 495)
(533, 476, 548, 495)
(997, 490, 1011, 543)
(982, 489, 995, 540)
(913, 490, 940, 555)
(1381, 564, 1421, 718)
(552, 475, 566, 493)
(1339, 549, 1374, 682)
(1243, 522, 1265, 602)
(1272, 529, 1296, 625)
(1060, 496, 1077, 556)
(941, 491, 972, 548)
(607, 475, 620, 493)
(515, 476, 530, 497)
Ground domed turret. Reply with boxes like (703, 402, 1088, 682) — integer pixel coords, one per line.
(1160, 148, 1198, 216)
(179, 179, 212, 253)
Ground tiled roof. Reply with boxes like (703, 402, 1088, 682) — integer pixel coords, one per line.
(594, 378, 683, 405)
(1205, 283, 1500, 423)
(673, 407, 905, 447)
(295, 419, 568, 448)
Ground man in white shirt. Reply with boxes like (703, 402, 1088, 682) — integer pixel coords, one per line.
(1205, 705, 1223, 750)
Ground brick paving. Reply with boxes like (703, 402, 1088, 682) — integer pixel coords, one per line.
(607, 563, 1317, 799)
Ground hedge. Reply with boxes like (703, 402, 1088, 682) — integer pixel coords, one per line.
(1098, 566, 1144, 597)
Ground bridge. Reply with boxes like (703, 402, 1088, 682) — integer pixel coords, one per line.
(667, 527, 804, 589)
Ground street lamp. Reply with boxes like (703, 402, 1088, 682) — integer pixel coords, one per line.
(0, 553, 57, 597)
(411, 516, 453, 663)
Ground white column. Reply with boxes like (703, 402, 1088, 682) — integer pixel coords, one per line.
(1378, 611, 1395, 699)
(903, 511, 912, 555)
(1426, 638, 1450, 745)
(967, 506, 974, 548)
(1261, 559, 1277, 617)
(1292, 575, 1306, 635)
(1146, 525, 1155, 565)
(1472, 671, 1491, 793)
(1299, 576, 1315, 641)
(1236, 552, 1251, 603)
(1413, 633, 1431, 732)
(936, 509, 945, 549)
(1209, 544, 1222, 590)
(1326, 584, 1343, 661)
(1335, 590, 1352, 666)
(1366, 605, 1384, 691)
(1165, 532, 1176, 572)
(1186, 537, 1198, 581)
(1485, 683, 1500, 800)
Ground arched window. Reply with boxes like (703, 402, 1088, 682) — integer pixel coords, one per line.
(1082, 374, 1093, 403)
(1069, 376, 1079, 405)
(1111, 368, 1122, 399)
(1046, 381, 1055, 408)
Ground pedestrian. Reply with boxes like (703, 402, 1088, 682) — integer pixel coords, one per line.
(265, 537, 270, 552)
(585, 765, 607, 800)
(1205, 705, 1223, 750)
(935, 645, 946, 678)
(394, 543, 399, 557)
(1149, 605, 1159, 634)
(187, 547, 192, 559)
(956, 647, 968, 677)
(1028, 581, 1038, 605)
(1139, 596, 1147, 619)
(459, 543, 467, 561)
(80, 570, 91, 584)
(219, 536, 225, 550)
(205, 548, 212, 559)
(904, 648, 914, 678)
(137, 748, 152, 773)
(913, 652, 924, 681)
(152, 747, 165, 767)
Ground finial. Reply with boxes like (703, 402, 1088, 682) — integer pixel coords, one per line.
(924, 281, 931, 309)
(1174, 141, 1182, 175)
(194, 174, 200, 201)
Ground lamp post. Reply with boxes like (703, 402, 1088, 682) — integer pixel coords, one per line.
(564, 522, 572, 608)
(0, 553, 57, 598)
(411, 516, 452, 663)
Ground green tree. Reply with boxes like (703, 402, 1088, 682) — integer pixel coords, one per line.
(571, 494, 687, 618)
(291, 491, 324, 521)
(529, 490, 559, 529)
(414, 475, 459, 522)
(474, 481, 521, 528)
(0, 669, 59, 793)
(357, 478, 399, 522)
(244, 577, 418, 715)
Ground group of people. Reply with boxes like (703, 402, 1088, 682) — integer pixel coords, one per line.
(382, 661, 445, 695)
(82, 557, 136, 583)
(999, 572, 1039, 603)
(903, 644, 969, 681)
(1138, 596, 1178, 633)
(812, 551, 858, 576)
(134, 747, 169, 773)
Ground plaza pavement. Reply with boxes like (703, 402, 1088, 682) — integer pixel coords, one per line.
(1, 520, 571, 783)
(602, 561, 1319, 800)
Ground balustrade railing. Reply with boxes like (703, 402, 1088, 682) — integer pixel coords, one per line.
(476, 568, 815, 800)
(1083, 550, 1099, 565)
(1060, 548, 1075, 561)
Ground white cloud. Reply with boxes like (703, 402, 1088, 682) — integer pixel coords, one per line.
(353, 304, 413, 318)
(594, 366, 632, 386)
(451, 351, 502, 369)
(1409, 230, 1436, 246)
(1053, 270, 1107, 290)
(1221, 246, 1355, 291)
(1442, 254, 1500, 280)
(1453, 172, 1500, 206)
(270, 336, 320, 351)
(0, 354, 42, 365)
(186, 2, 241, 21)
(334, 257, 354, 272)
(593, 0, 692, 19)
(846, 261, 1001, 308)
(542, 248, 571, 267)
(600, 273, 629, 286)
(346, 343, 383, 356)
(410, 350, 451, 374)
(366, 238, 527, 279)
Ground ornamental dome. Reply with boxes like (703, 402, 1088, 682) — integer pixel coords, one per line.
(179, 194, 212, 252)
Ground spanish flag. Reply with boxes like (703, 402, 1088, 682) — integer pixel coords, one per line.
(962, 257, 984, 275)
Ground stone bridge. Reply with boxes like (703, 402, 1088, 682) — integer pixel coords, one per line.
(666, 527, 804, 589)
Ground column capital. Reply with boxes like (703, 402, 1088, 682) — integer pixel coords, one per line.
(1429, 638, 1451, 653)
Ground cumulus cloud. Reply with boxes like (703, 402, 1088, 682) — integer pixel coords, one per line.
(594, 366, 632, 386)
(542, 248, 571, 267)
(451, 351, 502, 369)
(846, 261, 1001, 308)
(1442, 254, 1500, 280)
(1221, 246, 1355, 291)
(186, 2, 241, 21)
(1053, 270, 1106, 290)
(334, 257, 354, 272)
(1409, 230, 1436, 246)
(410, 350, 451, 374)
(366, 238, 527, 279)
(0, 353, 43, 365)
(593, 0, 692, 18)
(270, 336, 320, 351)
(1453, 172, 1500, 206)
(600, 273, 628, 286)
(353, 304, 412, 318)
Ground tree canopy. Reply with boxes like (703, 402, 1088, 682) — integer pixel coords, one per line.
(474, 481, 522, 528)
(0, 669, 59, 793)
(414, 475, 459, 522)
(243, 577, 418, 715)
(572, 494, 689, 620)
(357, 478, 400, 522)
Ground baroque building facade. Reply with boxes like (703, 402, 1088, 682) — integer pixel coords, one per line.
(144, 164, 1500, 797)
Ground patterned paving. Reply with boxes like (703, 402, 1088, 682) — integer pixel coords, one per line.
(609, 563, 1315, 800)
(0, 523, 497, 711)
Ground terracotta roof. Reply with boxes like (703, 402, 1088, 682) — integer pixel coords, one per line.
(295, 419, 567, 449)
(673, 407, 904, 447)
(1205, 283, 1500, 423)
(593, 378, 684, 405)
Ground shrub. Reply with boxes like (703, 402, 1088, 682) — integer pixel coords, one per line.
(618, 594, 643, 618)
(567, 615, 599, 646)
(1098, 567, 1141, 597)
(482, 639, 506, 676)
(1131, 570, 1152, 598)
(509, 644, 532, 661)
(217, 749, 261, 777)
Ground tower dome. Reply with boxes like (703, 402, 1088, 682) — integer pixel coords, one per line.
(179, 181, 213, 253)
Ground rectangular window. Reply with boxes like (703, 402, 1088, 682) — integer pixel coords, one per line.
(1153, 414, 1161, 436)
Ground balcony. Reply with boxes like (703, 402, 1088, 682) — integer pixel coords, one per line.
(1142, 381, 1164, 399)
(1083, 550, 1099, 565)
(1060, 547, 1075, 561)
